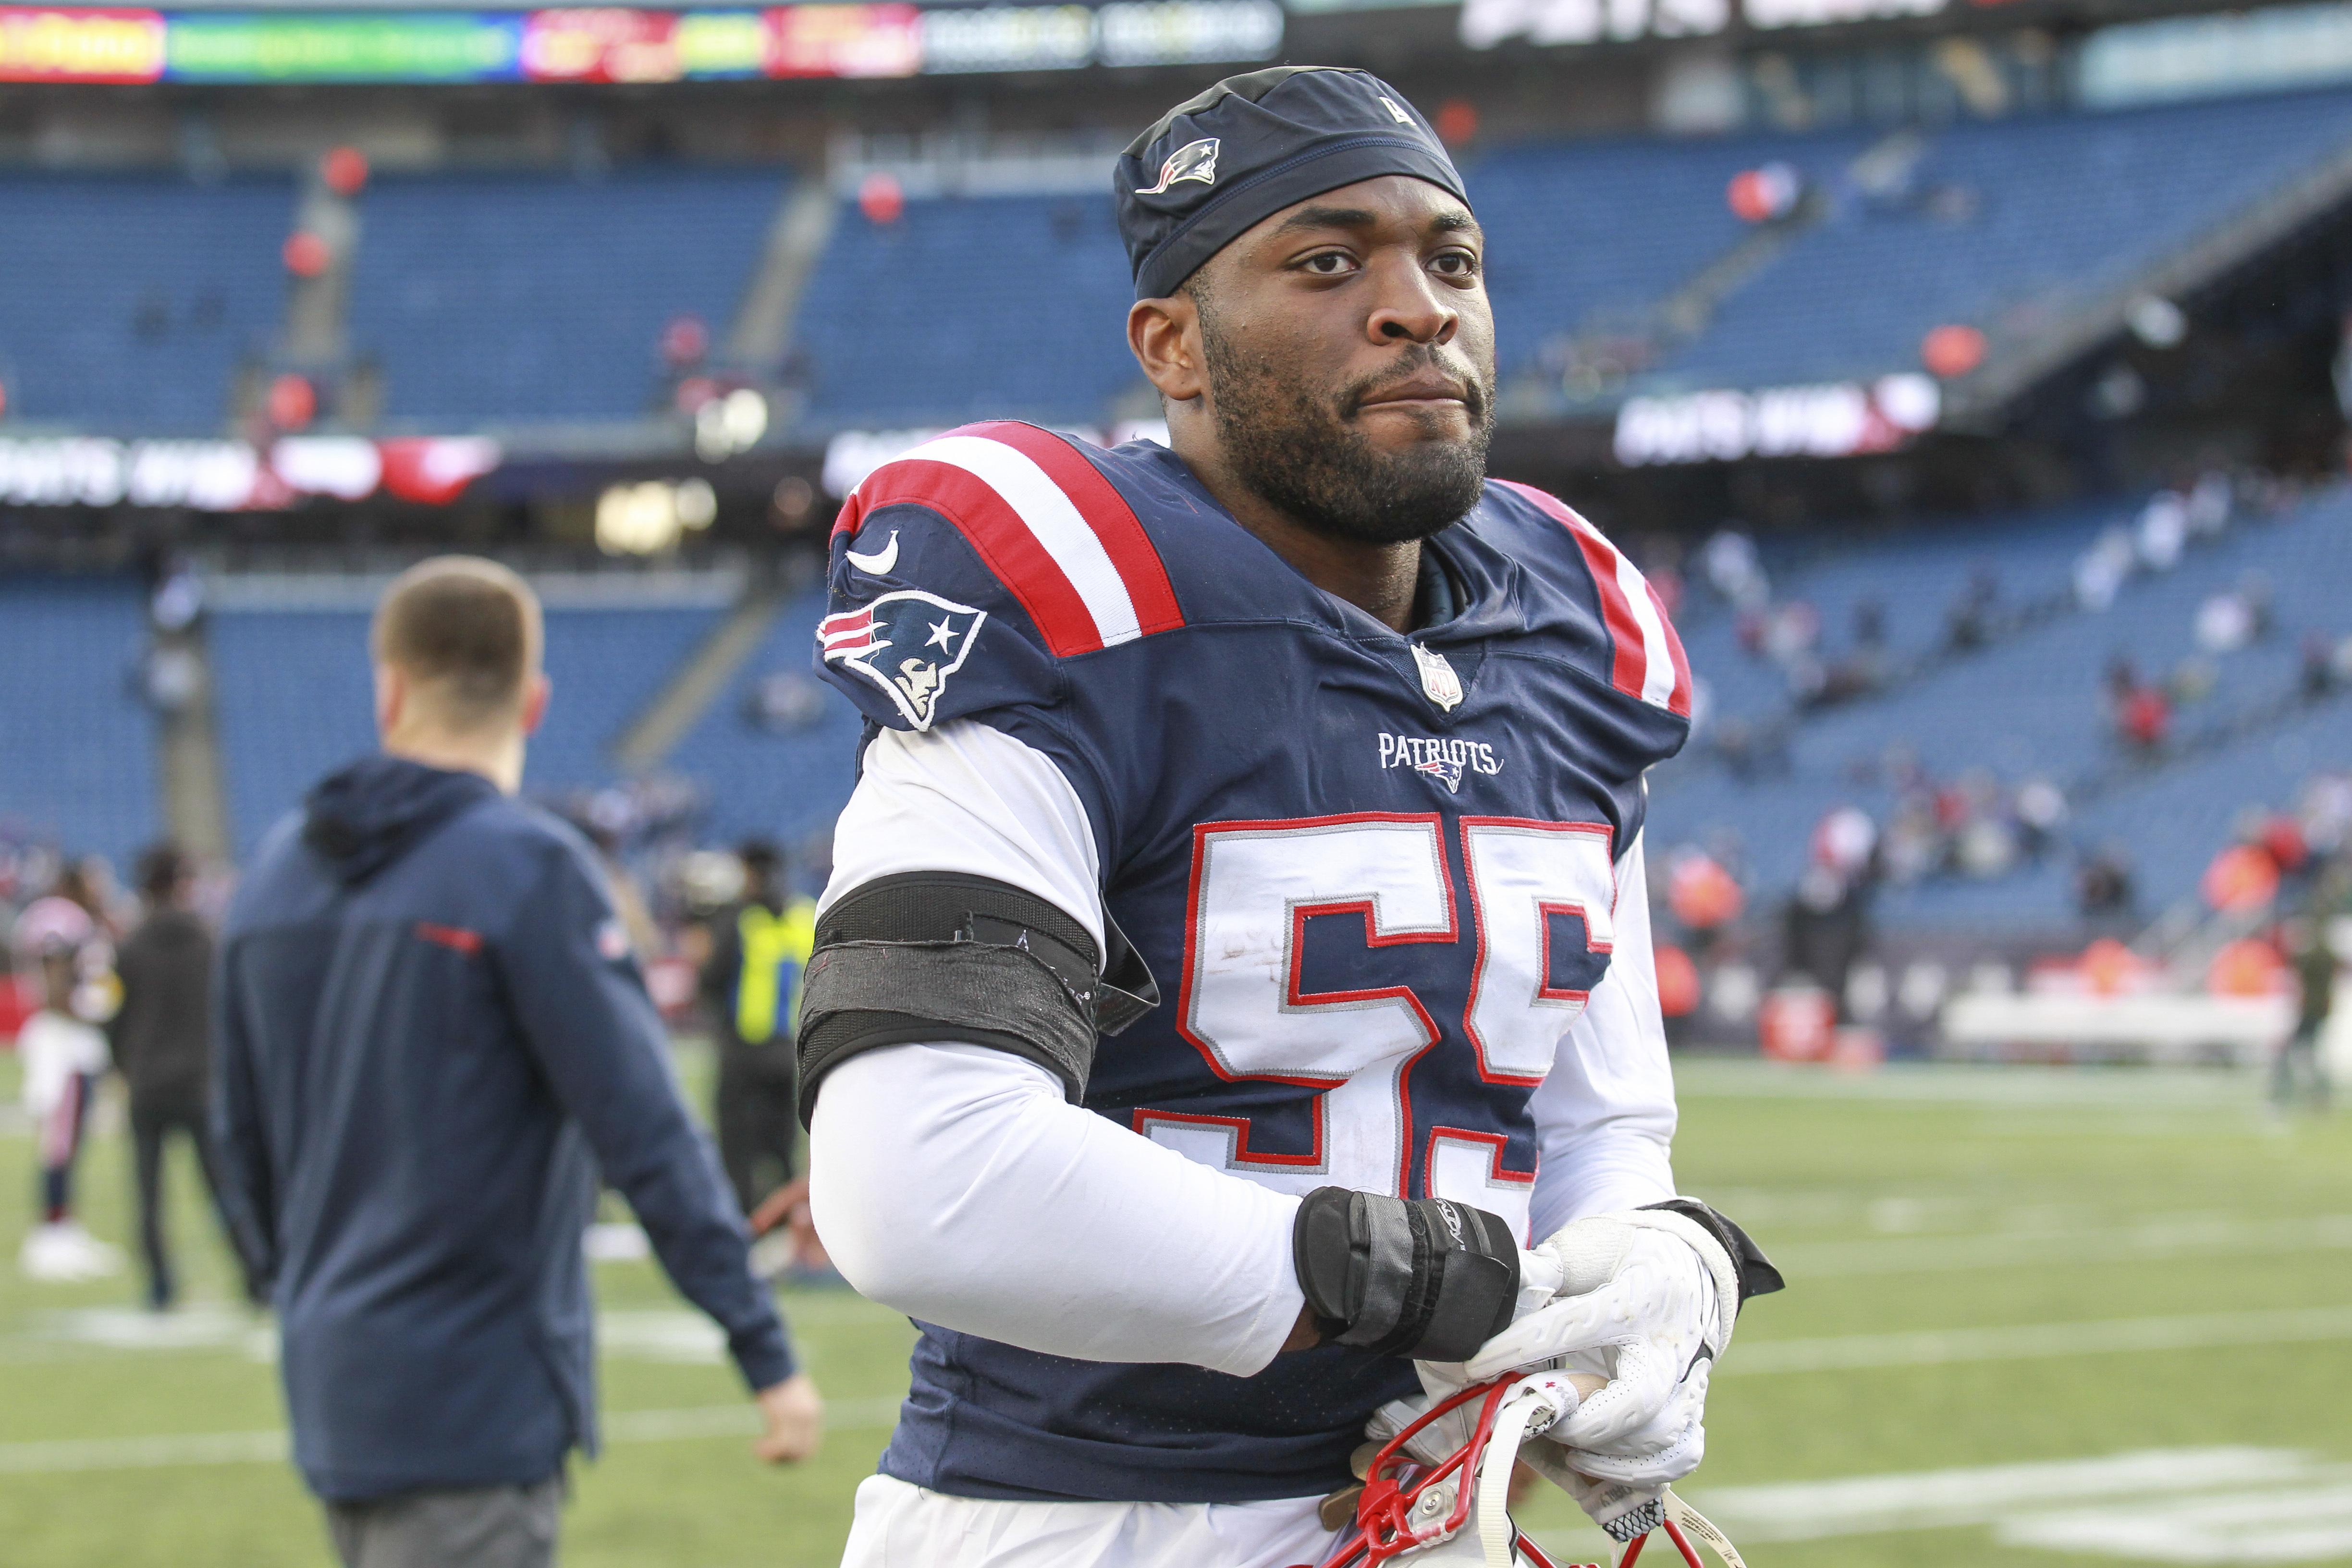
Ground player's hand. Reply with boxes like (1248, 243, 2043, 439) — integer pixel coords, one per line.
(1463, 1212, 1736, 1494)
(752, 1372, 823, 1463)
(747, 1176, 831, 1274)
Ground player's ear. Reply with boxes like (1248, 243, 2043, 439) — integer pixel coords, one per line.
(519, 672, 551, 737)
(1128, 295, 1206, 405)
(374, 662, 403, 740)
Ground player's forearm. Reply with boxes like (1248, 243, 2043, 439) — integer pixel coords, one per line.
(1529, 1113, 1677, 1239)
(810, 1041, 1306, 1376)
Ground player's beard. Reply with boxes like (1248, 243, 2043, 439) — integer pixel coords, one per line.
(1198, 310, 1495, 546)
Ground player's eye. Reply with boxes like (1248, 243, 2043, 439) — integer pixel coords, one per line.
(1430, 249, 1479, 280)
(1298, 250, 1357, 277)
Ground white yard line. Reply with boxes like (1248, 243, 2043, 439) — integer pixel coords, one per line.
(0, 1398, 903, 1475)
(1693, 1448, 2352, 1564)
(1695, 1447, 2319, 1540)
(1999, 1482, 2352, 1564)
(1772, 1215, 2352, 1278)
(11, 1305, 2352, 1478)
(1673, 1060, 2267, 1106)
(1730, 1305, 2352, 1374)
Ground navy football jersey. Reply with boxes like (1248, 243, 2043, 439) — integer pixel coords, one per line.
(814, 419, 1691, 1505)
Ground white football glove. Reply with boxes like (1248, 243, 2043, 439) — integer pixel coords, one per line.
(1461, 1209, 1741, 1529)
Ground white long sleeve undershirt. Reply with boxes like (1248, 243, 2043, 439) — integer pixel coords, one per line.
(807, 720, 1678, 1378)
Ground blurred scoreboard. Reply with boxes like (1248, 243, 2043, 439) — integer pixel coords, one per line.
(0, 0, 1283, 82)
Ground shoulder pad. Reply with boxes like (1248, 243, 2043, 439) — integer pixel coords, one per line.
(1488, 479, 1693, 719)
(831, 421, 1187, 661)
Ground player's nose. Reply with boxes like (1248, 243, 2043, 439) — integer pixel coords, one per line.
(1366, 256, 1458, 348)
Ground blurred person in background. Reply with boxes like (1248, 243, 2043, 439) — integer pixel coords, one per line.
(1783, 806, 1877, 1020)
(701, 839, 815, 1216)
(111, 843, 257, 1310)
(213, 556, 818, 1568)
(2078, 845, 2137, 928)
(14, 925, 120, 1281)
(2275, 873, 2345, 1113)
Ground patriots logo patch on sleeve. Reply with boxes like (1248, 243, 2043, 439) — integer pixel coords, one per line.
(819, 589, 988, 731)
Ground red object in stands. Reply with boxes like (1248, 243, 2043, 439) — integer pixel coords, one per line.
(2261, 814, 2309, 874)
(1921, 323, 1986, 378)
(1654, 943, 1701, 1018)
(322, 145, 369, 196)
(858, 171, 905, 226)
(2079, 937, 2153, 996)
(282, 230, 330, 278)
(661, 315, 709, 368)
(378, 436, 501, 505)
(2208, 936, 2286, 997)
(2202, 844, 2281, 914)
(1759, 985, 1836, 1061)
(1727, 163, 1799, 222)
(266, 372, 317, 431)
(1434, 98, 1479, 147)
(0, 972, 34, 1042)
(2120, 686, 2170, 747)
(1667, 852, 1743, 930)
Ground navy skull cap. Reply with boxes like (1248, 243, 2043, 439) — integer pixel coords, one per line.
(1115, 66, 1470, 302)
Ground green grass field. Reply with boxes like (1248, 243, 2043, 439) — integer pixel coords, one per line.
(3, 1053, 2347, 1568)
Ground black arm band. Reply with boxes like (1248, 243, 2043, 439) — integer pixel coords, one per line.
(1292, 1187, 1520, 1361)
(1638, 1198, 1786, 1308)
(795, 872, 1158, 1125)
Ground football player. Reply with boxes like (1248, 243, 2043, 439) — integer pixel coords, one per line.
(800, 67, 1781, 1568)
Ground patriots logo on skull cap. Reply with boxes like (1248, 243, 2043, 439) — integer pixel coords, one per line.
(819, 589, 988, 731)
(1139, 137, 1219, 195)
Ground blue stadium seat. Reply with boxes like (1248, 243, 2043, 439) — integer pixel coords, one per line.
(792, 192, 1139, 432)
(208, 594, 722, 855)
(1465, 127, 1882, 388)
(0, 576, 160, 866)
(347, 170, 788, 425)
(1647, 485, 2352, 926)
(0, 174, 293, 431)
(1654, 88, 2352, 392)
(662, 590, 865, 849)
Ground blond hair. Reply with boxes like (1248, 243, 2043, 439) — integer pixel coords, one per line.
(370, 556, 543, 731)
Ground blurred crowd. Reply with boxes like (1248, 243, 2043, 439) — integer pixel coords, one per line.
(1, 809, 833, 1299)
(1690, 469, 2352, 772)
(1646, 768, 2351, 1099)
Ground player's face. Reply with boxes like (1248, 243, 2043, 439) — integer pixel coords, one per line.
(1193, 174, 1495, 545)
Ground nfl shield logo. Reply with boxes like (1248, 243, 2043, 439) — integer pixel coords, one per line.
(1411, 643, 1463, 711)
(819, 589, 988, 730)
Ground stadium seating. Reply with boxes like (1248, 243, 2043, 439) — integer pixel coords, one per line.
(1654, 87, 2352, 394)
(347, 170, 789, 425)
(790, 191, 1140, 432)
(784, 90, 2352, 429)
(0, 576, 160, 866)
(9, 472, 2334, 927)
(1646, 483, 2352, 927)
(1468, 127, 1883, 388)
(661, 590, 867, 849)
(208, 590, 723, 854)
(14, 91, 2352, 439)
(0, 173, 294, 431)
(1671, 496, 2114, 734)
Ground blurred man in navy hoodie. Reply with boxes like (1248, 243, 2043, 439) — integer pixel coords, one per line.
(213, 556, 820, 1568)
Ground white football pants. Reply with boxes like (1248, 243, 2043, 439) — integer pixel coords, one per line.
(839, 1474, 1341, 1568)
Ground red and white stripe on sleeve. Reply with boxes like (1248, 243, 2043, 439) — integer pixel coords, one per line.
(1494, 479, 1692, 718)
(832, 421, 1185, 659)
